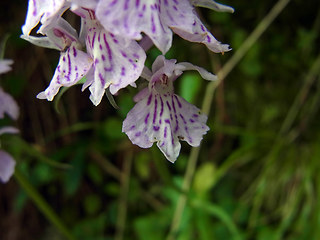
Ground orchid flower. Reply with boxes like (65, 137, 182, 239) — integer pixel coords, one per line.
(21, 16, 93, 101)
(122, 55, 215, 162)
(79, 9, 147, 105)
(0, 60, 19, 183)
(22, 3, 147, 106)
(95, 0, 232, 54)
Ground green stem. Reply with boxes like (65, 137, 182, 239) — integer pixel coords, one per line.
(166, 0, 291, 239)
(14, 168, 76, 240)
(115, 150, 133, 240)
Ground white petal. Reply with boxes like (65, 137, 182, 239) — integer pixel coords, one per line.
(22, 0, 67, 35)
(172, 15, 231, 53)
(123, 91, 209, 163)
(191, 0, 234, 13)
(20, 34, 62, 50)
(0, 87, 19, 120)
(86, 25, 146, 105)
(0, 127, 19, 136)
(176, 62, 217, 81)
(96, 0, 172, 54)
(0, 150, 16, 183)
(37, 42, 93, 101)
(0, 59, 13, 75)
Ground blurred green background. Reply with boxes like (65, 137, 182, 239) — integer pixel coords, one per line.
(1, 0, 320, 239)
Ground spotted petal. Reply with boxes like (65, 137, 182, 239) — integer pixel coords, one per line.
(86, 25, 146, 105)
(37, 42, 93, 101)
(0, 150, 16, 183)
(0, 88, 19, 120)
(172, 14, 231, 53)
(22, 0, 67, 35)
(123, 90, 209, 162)
(96, 0, 172, 54)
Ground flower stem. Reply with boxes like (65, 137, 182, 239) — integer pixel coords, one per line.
(166, 0, 291, 239)
(14, 168, 76, 240)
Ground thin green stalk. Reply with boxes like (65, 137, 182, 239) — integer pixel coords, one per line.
(166, 0, 291, 239)
(279, 53, 320, 136)
(14, 168, 76, 240)
(115, 150, 133, 240)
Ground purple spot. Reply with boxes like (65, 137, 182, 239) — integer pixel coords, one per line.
(189, 119, 195, 123)
(124, 0, 130, 10)
(151, 15, 156, 34)
(103, 33, 113, 62)
(92, 32, 96, 48)
(130, 125, 135, 130)
(179, 114, 187, 124)
(135, 132, 141, 137)
(73, 47, 77, 57)
(164, 127, 167, 138)
(101, 54, 106, 61)
(32, 0, 37, 16)
(165, 119, 170, 124)
(166, 101, 171, 111)
(67, 53, 71, 80)
(144, 113, 150, 124)
(147, 94, 152, 105)
(160, 96, 164, 116)
(133, 53, 139, 59)
(99, 73, 105, 86)
(174, 95, 182, 108)
(121, 51, 127, 58)
(121, 66, 126, 76)
(153, 98, 158, 124)
(153, 126, 160, 131)
(109, 0, 118, 7)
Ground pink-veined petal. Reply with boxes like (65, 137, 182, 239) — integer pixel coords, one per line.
(123, 90, 209, 162)
(21, 17, 78, 51)
(37, 42, 93, 101)
(86, 25, 146, 105)
(123, 55, 212, 162)
(0, 88, 19, 120)
(172, 15, 231, 53)
(0, 150, 16, 183)
(22, 0, 67, 35)
(160, 0, 196, 33)
(96, 0, 172, 54)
